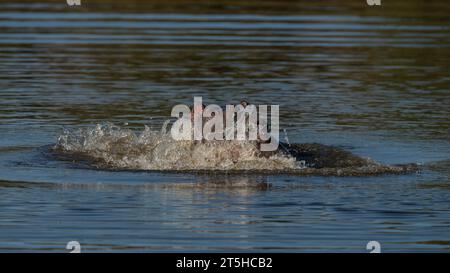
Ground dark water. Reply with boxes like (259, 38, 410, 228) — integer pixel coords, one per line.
(0, 0, 450, 252)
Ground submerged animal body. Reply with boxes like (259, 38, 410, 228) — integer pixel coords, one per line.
(256, 141, 419, 175)
(275, 142, 371, 169)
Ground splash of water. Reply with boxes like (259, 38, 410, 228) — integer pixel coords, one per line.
(53, 123, 418, 175)
(55, 123, 298, 171)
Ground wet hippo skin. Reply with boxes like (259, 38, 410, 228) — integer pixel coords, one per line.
(279, 143, 370, 169)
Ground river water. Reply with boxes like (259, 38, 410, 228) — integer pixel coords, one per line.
(0, 0, 449, 252)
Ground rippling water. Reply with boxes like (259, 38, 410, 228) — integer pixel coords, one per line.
(0, 0, 449, 252)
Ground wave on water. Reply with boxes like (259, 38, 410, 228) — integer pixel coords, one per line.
(53, 123, 418, 176)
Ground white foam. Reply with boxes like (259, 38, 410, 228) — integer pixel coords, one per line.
(55, 123, 298, 171)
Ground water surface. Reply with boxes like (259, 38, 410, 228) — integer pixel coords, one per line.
(0, 0, 449, 252)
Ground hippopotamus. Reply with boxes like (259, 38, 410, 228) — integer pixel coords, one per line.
(186, 99, 417, 173)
